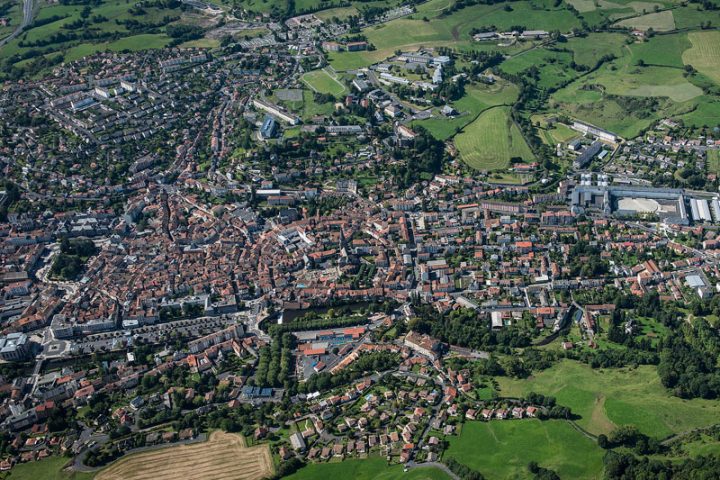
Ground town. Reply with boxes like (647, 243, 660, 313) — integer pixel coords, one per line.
(1, 0, 720, 478)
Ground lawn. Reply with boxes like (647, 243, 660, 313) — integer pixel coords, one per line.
(444, 420, 604, 480)
(708, 150, 720, 174)
(285, 457, 452, 480)
(496, 360, 720, 438)
(682, 31, 720, 85)
(7, 456, 93, 480)
(302, 68, 347, 96)
(454, 106, 535, 171)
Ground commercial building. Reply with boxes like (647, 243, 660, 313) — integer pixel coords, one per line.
(0, 333, 30, 361)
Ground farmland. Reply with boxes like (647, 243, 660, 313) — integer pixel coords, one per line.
(454, 106, 534, 171)
(614, 10, 676, 31)
(683, 31, 720, 85)
(95, 431, 273, 480)
(444, 420, 605, 480)
(285, 457, 452, 480)
(328, 0, 580, 70)
(302, 68, 347, 96)
(496, 360, 720, 438)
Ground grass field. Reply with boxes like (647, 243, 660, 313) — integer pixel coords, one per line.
(285, 457, 452, 480)
(683, 31, 720, 85)
(413, 80, 519, 140)
(614, 10, 676, 31)
(95, 431, 272, 480)
(445, 420, 604, 480)
(302, 68, 347, 96)
(329, 0, 580, 70)
(454, 106, 535, 171)
(7, 456, 93, 480)
(496, 360, 720, 438)
(550, 33, 707, 137)
(708, 149, 720, 174)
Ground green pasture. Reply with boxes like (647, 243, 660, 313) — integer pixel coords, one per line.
(285, 457, 452, 480)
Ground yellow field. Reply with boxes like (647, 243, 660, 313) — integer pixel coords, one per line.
(95, 431, 273, 480)
(683, 31, 720, 85)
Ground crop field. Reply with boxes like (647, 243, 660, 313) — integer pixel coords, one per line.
(496, 360, 720, 438)
(302, 68, 347, 96)
(614, 10, 676, 31)
(683, 31, 720, 85)
(454, 106, 535, 171)
(444, 420, 604, 480)
(286, 457, 451, 480)
(95, 431, 273, 480)
(413, 80, 519, 140)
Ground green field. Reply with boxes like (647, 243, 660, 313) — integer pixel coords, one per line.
(329, 0, 580, 70)
(285, 457, 452, 480)
(708, 150, 720, 174)
(683, 31, 720, 85)
(0, 0, 188, 73)
(454, 106, 535, 171)
(302, 68, 347, 96)
(445, 420, 604, 480)
(549, 32, 713, 137)
(7, 456, 93, 480)
(496, 360, 720, 438)
(413, 80, 519, 140)
(614, 10, 676, 31)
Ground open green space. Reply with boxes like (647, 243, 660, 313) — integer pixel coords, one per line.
(329, 0, 580, 70)
(412, 80, 519, 140)
(454, 106, 535, 171)
(614, 10, 676, 31)
(496, 360, 720, 438)
(285, 457, 452, 480)
(0, 0, 187, 73)
(6, 456, 93, 480)
(302, 68, 347, 96)
(445, 420, 604, 480)
(683, 31, 720, 85)
(708, 150, 720, 175)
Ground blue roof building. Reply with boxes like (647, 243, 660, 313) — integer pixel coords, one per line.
(260, 115, 278, 139)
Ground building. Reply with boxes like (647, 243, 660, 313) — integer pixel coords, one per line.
(346, 41, 368, 51)
(0, 333, 30, 361)
(573, 141, 602, 170)
(290, 432, 307, 451)
(260, 115, 278, 139)
(404, 331, 441, 360)
(571, 120, 618, 144)
(252, 99, 300, 125)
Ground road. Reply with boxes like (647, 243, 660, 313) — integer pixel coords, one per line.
(0, 0, 35, 48)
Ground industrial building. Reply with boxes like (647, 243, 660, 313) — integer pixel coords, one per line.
(570, 185, 689, 225)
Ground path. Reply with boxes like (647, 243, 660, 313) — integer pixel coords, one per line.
(407, 461, 460, 480)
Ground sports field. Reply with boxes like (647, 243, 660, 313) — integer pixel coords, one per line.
(496, 360, 720, 438)
(302, 69, 347, 96)
(445, 420, 604, 479)
(683, 31, 720, 85)
(285, 457, 452, 480)
(454, 106, 534, 171)
(95, 431, 273, 480)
